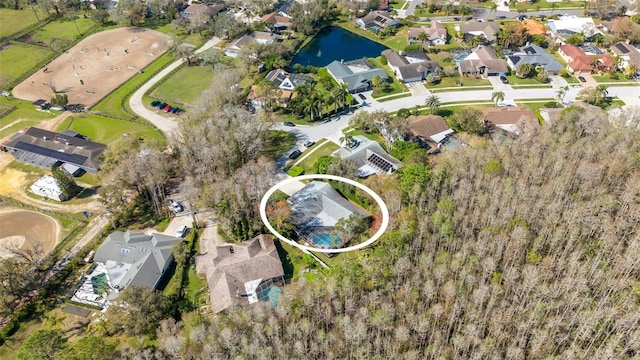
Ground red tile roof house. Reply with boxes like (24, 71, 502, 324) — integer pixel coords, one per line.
(408, 21, 447, 46)
(483, 106, 541, 136)
(558, 44, 615, 74)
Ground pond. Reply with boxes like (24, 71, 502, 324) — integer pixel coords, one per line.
(291, 27, 389, 68)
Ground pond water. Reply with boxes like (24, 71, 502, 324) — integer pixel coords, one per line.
(291, 27, 389, 68)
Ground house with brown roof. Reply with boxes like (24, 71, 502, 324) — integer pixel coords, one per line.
(195, 235, 285, 314)
(610, 42, 640, 71)
(558, 44, 614, 73)
(381, 49, 440, 83)
(408, 114, 454, 150)
(408, 21, 447, 46)
(456, 21, 500, 43)
(182, 3, 225, 19)
(483, 106, 540, 135)
(356, 11, 399, 32)
(225, 31, 278, 58)
(523, 19, 546, 36)
(260, 12, 292, 33)
(456, 45, 509, 77)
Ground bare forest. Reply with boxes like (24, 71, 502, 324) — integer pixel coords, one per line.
(111, 104, 640, 359)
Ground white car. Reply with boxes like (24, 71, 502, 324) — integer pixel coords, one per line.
(169, 200, 184, 213)
(176, 225, 188, 238)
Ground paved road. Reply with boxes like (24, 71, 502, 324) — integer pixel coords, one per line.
(129, 37, 222, 135)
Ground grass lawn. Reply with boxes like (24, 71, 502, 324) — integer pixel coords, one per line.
(563, 75, 580, 84)
(185, 266, 208, 306)
(296, 140, 340, 174)
(427, 75, 491, 89)
(261, 130, 296, 159)
(511, 0, 585, 11)
(0, 97, 58, 139)
(91, 51, 175, 119)
(151, 65, 216, 106)
(0, 43, 53, 89)
(29, 17, 96, 44)
(0, 8, 43, 39)
(55, 113, 164, 145)
(333, 18, 407, 52)
(505, 75, 548, 85)
(592, 75, 638, 84)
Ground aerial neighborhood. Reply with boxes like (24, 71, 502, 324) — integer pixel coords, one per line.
(1, 0, 640, 358)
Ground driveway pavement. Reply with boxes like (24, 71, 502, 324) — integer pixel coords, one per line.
(406, 81, 430, 96)
(488, 76, 512, 91)
(129, 37, 221, 135)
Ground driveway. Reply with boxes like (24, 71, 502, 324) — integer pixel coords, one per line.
(406, 81, 430, 96)
(129, 37, 222, 135)
(549, 75, 569, 89)
(488, 76, 512, 91)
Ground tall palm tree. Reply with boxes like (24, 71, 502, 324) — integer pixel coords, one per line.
(425, 95, 441, 114)
(417, 31, 429, 47)
(491, 91, 505, 107)
(555, 85, 569, 104)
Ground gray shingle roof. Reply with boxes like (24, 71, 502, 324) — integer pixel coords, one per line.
(334, 135, 401, 176)
(326, 60, 388, 92)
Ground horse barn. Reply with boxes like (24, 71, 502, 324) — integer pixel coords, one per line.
(1, 127, 107, 175)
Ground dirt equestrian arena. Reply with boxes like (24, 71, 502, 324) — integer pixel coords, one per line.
(12, 27, 170, 107)
(0, 207, 59, 258)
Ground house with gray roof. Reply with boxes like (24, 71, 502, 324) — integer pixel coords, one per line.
(225, 31, 278, 58)
(195, 234, 285, 314)
(506, 44, 563, 75)
(356, 11, 399, 32)
(382, 49, 440, 83)
(92, 230, 183, 301)
(456, 21, 500, 43)
(334, 135, 401, 177)
(326, 59, 388, 93)
(288, 182, 369, 249)
(456, 45, 508, 77)
(1, 127, 106, 174)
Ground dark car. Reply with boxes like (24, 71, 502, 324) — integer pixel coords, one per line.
(288, 150, 302, 159)
(358, 93, 366, 100)
(283, 121, 295, 127)
(170, 107, 180, 114)
(156, 102, 166, 109)
(151, 100, 160, 107)
(497, 15, 507, 19)
(500, 76, 509, 84)
(578, 76, 587, 83)
(304, 141, 315, 148)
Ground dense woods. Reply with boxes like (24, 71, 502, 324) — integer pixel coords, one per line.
(121, 105, 640, 359)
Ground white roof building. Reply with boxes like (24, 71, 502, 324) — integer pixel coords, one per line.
(30, 175, 67, 201)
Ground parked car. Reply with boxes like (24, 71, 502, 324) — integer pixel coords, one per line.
(578, 76, 587, 83)
(151, 100, 160, 107)
(156, 102, 166, 109)
(288, 149, 302, 159)
(164, 104, 172, 112)
(283, 121, 295, 127)
(304, 141, 315, 148)
(168, 200, 184, 213)
(358, 93, 366, 100)
(500, 76, 509, 84)
(176, 225, 188, 238)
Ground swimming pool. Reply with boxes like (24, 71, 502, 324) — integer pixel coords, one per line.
(311, 233, 341, 248)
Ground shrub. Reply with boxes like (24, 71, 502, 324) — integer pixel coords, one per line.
(287, 165, 304, 177)
(380, 55, 387, 65)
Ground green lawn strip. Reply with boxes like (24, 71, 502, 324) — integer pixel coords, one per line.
(504, 75, 547, 85)
(90, 51, 176, 119)
(296, 140, 340, 174)
(510, 84, 553, 89)
(376, 92, 412, 102)
(591, 75, 637, 84)
(55, 113, 164, 145)
(30, 17, 96, 44)
(427, 75, 491, 89)
(0, 43, 53, 88)
(0, 8, 43, 39)
(151, 65, 215, 106)
(563, 76, 580, 84)
(430, 86, 493, 93)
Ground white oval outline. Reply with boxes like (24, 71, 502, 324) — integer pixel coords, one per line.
(260, 174, 390, 253)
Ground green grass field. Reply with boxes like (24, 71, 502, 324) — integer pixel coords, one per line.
(55, 113, 164, 145)
(151, 65, 216, 106)
(0, 43, 53, 88)
(29, 17, 96, 44)
(333, 18, 407, 52)
(91, 51, 175, 119)
(0, 8, 42, 39)
(296, 140, 340, 173)
(0, 97, 57, 139)
(427, 75, 491, 89)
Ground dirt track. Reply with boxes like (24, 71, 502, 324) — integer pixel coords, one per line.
(0, 207, 59, 257)
(12, 27, 170, 107)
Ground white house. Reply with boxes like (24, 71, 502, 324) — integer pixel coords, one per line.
(225, 31, 278, 58)
(547, 16, 602, 43)
(30, 175, 68, 201)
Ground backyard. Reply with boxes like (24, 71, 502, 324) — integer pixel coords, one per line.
(151, 65, 217, 107)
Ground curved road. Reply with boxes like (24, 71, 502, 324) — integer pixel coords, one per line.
(129, 37, 221, 134)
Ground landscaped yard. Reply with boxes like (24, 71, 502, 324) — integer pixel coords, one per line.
(55, 113, 164, 145)
(151, 65, 217, 107)
(592, 75, 638, 84)
(0, 43, 53, 89)
(0, 8, 43, 39)
(295, 140, 341, 174)
(333, 17, 408, 52)
(426, 75, 491, 90)
(368, 56, 409, 99)
(29, 17, 96, 44)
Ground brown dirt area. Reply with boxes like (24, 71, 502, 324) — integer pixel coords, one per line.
(12, 27, 170, 107)
(0, 207, 59, 258)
